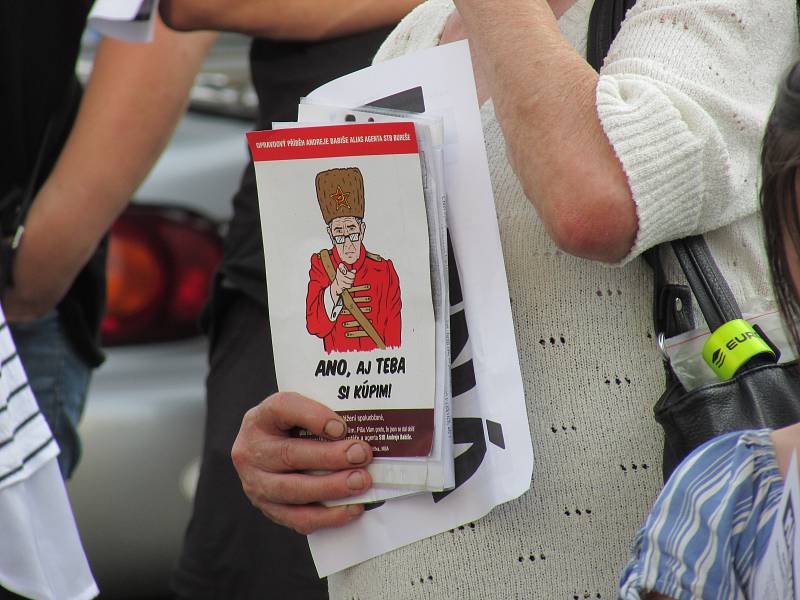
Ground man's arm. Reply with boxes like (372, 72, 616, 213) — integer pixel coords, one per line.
(160, 0, 421, 41)
(4, 17, 216, 321)
(445, 1, 636, 263)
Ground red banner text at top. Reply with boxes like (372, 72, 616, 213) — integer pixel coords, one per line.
(247, 122, 419, 162)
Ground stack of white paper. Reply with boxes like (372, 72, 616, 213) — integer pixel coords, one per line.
(249, 113, 453, 499)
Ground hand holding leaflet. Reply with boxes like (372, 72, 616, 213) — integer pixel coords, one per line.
(231, 392, 374, 534)
(236, 41, 529, 576)
(248, 122, 440, 482)
(287, 107, 453, 503)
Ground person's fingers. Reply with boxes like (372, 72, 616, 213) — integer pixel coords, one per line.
(236, 435, 373, 473)
(232, 393, 376, 535)
(260, 501, 365, 535)
(338, 263, 348, 274)
(240, 467, 373, 506)
(247, 392, 348, 438)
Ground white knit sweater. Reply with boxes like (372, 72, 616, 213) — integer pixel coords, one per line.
(328, 1, 800, 598)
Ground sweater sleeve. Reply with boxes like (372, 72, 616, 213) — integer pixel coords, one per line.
(597, 0, 800, 262)
(373, 0, 454, 63)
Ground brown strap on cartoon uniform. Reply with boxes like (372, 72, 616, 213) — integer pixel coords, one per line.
(319, 249, 386, 349)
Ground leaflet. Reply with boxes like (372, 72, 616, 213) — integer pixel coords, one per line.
(248, 122, 438, 470)
(287, 107, 454, 496)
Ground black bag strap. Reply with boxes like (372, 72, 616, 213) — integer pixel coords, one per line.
(670, 237, 741, 331)
(644, 247, 696, 339)
(647, 237, 740, 334)
(656, 238, 779, 359)
(586, 0, 638, 71)
(646, 238, 742, 336)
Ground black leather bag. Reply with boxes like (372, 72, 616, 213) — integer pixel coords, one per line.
(649, 237, 800, 479)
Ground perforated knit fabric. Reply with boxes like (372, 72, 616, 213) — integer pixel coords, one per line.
(327, 1, 800, 598)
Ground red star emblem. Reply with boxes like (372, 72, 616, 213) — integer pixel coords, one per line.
(331, 186, 352, 211)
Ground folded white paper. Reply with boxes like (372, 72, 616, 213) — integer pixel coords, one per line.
(88, 0, 158, 43)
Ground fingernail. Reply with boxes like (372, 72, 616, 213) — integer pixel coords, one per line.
(346, 443, 367, 464)
(347, 471, 365, 490)
(346, 504, 363, 517)
(324, 419, 346, 439)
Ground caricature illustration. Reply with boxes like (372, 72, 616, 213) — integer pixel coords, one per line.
(306, 167, 402, 353)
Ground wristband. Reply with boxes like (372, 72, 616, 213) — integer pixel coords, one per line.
(702, 319, 775, 380)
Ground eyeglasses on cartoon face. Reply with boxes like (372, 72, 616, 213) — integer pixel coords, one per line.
(331, 232, 361, 244)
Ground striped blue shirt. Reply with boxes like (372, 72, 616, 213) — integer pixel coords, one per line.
(619, 429, 784, 600)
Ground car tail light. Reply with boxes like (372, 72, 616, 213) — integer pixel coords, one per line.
(102, 204, 223, 346)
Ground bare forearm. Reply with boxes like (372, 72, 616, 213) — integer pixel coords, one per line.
(161, 0, 421, 40)
(5, 19, 216, 321)
(453, 0, 636, 262)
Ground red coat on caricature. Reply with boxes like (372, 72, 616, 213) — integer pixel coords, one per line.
(306, 245, 401, 353)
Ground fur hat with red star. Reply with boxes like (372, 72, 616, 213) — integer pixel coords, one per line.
(315, 167, 365, 224)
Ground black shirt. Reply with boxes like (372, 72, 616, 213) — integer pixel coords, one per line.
(218, 28, 395, 306)
(1, 1, 90, 193)
(1, 1, 106, 367)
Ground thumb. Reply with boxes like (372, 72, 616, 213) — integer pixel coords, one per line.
(338, 263, 348, 275)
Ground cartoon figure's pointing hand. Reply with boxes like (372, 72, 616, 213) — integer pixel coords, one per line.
(331, 263, 356, 302)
